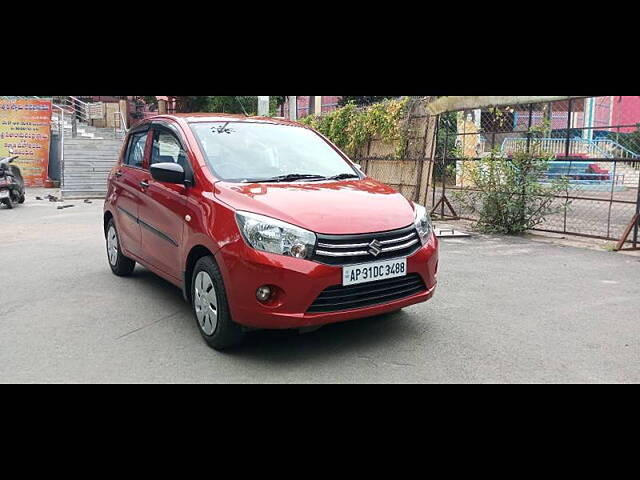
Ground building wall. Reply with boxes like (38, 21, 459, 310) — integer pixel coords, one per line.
(281, 96, 342, 119)
(512, 97, 640, 134)
(611, 96, 640, 133)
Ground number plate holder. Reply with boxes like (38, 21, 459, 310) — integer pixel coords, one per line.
(342, 258, 407, 286)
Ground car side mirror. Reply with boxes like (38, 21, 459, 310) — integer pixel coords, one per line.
(150, 162, 185, 184)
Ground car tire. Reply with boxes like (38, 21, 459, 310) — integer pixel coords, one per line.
(106, 218, 136, 276)
(191, 255, 244, 350)
(18, 194, 25, 204)
(3, 196, 14, 209)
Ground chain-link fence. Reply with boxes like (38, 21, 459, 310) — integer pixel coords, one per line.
(427, 97, 640, 247)
(353, 97, 435, 204)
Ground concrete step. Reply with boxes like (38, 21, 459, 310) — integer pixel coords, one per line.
(64, 143, 123, 150)
(64, 154, 120, 160)
(61, 194, 107, 200)
(64, 155, 120, 161)
(63, 156, 117, 160)
(63, 159, 119, 165)
(64, 151, 122, 156)
(63, 182, 109, 188)
(64, 149, 121, 154)
(64, 136, 123, 142)
(63, 164, 115, 170)
(63, 164, 111, 171)
(63, 163, 115, 169)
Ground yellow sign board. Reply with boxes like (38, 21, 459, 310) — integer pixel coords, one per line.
(0, 98, 52, 187)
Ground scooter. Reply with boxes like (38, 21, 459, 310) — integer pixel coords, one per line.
(0, 149, 25, 209)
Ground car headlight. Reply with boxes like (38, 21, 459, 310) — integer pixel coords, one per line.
(413, 202, 433, 245)
(235, 211, 316, 259)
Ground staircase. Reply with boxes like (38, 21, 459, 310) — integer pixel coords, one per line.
(62, 135, 124, 198)
(52, 97, 127, 199)
(501, 136, 640, 188)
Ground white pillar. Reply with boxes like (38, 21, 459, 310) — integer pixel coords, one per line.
(258, 96, 269, 116)
(288, 96, 297, 121)
(313, 96, 322, 115)
(583, 97, 595, 141)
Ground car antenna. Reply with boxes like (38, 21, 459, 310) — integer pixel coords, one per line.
(235, 96, 249, 116)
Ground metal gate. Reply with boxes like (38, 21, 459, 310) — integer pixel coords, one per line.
(428, 96, 640, 248)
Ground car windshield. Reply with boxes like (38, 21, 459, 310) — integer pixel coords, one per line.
(189, 121, 361, 183)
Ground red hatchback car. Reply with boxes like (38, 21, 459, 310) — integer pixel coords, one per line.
(104, 114, 438, 349)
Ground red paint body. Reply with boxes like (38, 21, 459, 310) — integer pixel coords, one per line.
(104, 114, 438, 329)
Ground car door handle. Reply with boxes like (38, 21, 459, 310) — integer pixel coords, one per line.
(140, 180, 149, 189)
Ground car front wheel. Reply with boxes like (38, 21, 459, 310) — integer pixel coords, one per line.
(191, 255, 244, 350)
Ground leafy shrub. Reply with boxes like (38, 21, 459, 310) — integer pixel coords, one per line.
(299, 97, 409, 158)
(454, 151, 569, 234)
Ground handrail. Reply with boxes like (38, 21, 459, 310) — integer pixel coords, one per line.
(52, 104, 64, 189)
(113, 111, 128, 135)
(502, 137, 612, 158)
(592, 139, 640, 159)
(501, 136, 640, 160)
(57, 96, 90, 124)
(579, 137, 612, 158)
(69, 96, 89, 107)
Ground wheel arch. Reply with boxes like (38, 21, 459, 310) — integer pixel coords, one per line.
(103, 210, 114, 235)
(183, 244, 217, 302)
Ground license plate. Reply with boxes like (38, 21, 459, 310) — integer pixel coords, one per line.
(343, 258, 407, 286)
(0, 190, 9, 199)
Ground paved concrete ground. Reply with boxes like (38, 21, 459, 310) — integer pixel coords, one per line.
(433, 186, 640, 240)
(1, 189, 639, 383)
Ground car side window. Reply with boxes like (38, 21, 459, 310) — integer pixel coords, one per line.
(125, 131, 148, 168)
(151, 130, 188, 169)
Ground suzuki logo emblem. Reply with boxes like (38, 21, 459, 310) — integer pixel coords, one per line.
(368, 239, 382, 257)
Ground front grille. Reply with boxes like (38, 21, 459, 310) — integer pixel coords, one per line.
(312, 225, 421, 266)
(307, 274, 427, 313)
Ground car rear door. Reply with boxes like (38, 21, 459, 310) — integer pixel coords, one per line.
(136, 122, 191, 281)
(112, 127, 151, 259)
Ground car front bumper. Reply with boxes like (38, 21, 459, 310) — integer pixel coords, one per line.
(216, 233, 439, 329)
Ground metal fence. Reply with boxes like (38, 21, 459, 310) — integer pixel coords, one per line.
(428, 96, 640, 247)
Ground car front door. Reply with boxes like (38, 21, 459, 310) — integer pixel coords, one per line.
(113, 127, 151, 259)
(136, 123, 191, 282)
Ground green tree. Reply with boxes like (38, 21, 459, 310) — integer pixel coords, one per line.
(338, 96, 396, 107)
(137, 96, 286, 115)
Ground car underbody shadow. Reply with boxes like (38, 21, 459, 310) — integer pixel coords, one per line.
(225, 308, 425, 360)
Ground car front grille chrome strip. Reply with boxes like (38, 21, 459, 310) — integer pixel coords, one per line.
(379, 232, 417, 245)
(380, 238, 419, 252)
(316, 231, 417, 249)
(315, 249, 370, 257)
(316, 241, 370, 249)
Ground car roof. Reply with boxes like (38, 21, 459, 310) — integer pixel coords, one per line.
(147, 113, 304, 127)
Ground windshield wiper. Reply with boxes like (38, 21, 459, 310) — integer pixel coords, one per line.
(325, 173, 360, 180)
(240, 172, 361, 183)
(245, 173, 328, 183)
